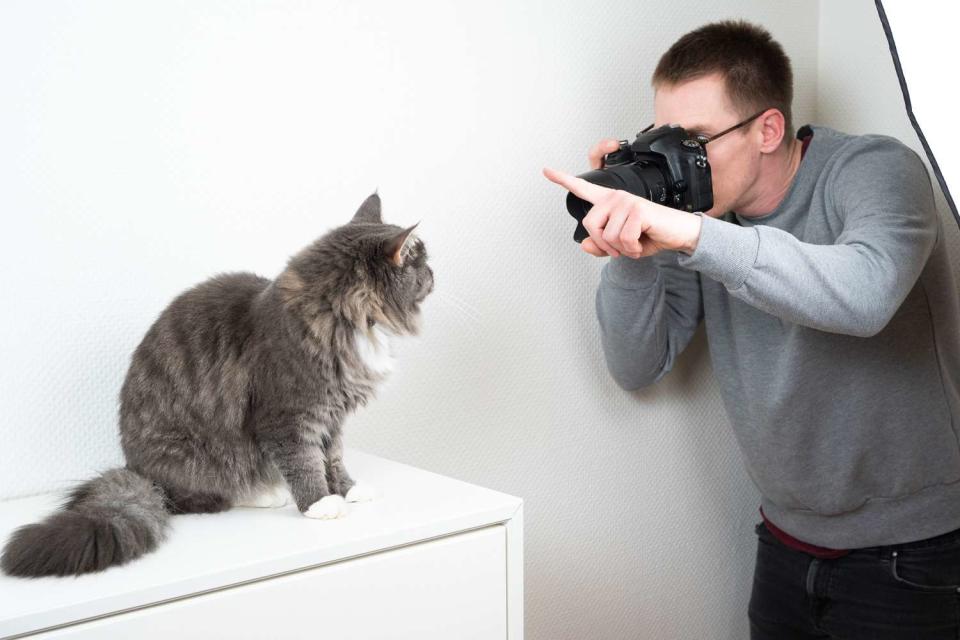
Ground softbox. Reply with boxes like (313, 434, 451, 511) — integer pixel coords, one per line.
(876, 0, 959, 230)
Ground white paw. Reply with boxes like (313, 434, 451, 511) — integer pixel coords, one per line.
(235, 485, 292, 508)
(304, 494, 348, 519)
(345, 482, 378, 503)
(265, 485, 292, 507)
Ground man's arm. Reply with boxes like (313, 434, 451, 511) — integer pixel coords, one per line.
(596, 250, 703, 390)
(676, 142, 939, 337)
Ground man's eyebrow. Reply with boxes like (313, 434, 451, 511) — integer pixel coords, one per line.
(686, 124, 711, 135)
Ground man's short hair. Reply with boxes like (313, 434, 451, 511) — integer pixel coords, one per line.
(653, 20, 794, 139)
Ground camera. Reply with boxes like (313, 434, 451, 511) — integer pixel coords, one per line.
(565, 124, 713, 242)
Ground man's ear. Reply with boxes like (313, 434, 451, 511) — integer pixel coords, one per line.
(352, 191, 382, 224)
(758, 108, 787, 154)
(383, 223, 419, 267)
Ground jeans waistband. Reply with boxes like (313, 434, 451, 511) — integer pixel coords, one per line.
(858, 524, 960, 556)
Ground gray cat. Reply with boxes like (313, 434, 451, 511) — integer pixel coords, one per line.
(1, 194, 433, 577)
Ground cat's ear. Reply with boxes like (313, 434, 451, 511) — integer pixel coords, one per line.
(351, 191, 382, 224)
(383, 223, 419, 267)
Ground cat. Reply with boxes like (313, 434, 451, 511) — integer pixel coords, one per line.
(1, 193, 433, 577)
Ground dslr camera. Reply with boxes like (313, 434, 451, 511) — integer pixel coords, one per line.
(565, 124, 713, 242)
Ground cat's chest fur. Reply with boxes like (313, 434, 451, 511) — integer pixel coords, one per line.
(353, 325, 395, 376)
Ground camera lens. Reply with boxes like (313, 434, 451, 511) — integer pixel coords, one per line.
(565, 163, 670, 240)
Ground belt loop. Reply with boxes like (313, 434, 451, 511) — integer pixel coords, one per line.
(805, 558, 821, 596)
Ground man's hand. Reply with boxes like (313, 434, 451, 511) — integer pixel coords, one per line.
(542, 166, 703, 259)
(588, 138, 621, 170)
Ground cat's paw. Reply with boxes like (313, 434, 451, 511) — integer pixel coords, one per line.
(265, 485, 292, 507)
(345, 482, 378, 503)
(233, 485, 293, 509)
(235, 485, 292, 508)
(304, 495, 348, 519)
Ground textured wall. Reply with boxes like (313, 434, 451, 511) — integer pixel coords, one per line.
(0, 2, 820, 638)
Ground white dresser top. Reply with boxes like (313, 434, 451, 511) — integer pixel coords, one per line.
(0, 450, 522, 639)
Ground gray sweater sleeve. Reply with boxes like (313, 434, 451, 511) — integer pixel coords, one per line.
(675, 140, 939, 338)
(595, 250, 703, 390)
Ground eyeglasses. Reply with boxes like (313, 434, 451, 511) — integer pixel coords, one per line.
(640, 109, 768, 146)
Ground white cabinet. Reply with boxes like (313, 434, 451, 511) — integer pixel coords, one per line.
(0, 450, 523, 639)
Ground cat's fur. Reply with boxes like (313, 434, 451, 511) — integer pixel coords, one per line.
(1, 194, 433, 577)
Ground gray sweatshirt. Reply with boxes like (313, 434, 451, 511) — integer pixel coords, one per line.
(596, 125, 960, 548)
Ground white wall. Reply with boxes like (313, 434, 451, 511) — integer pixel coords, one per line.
(0, 3, 821, 639)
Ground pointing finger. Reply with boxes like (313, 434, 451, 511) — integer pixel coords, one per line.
(542, 167, 613, 205)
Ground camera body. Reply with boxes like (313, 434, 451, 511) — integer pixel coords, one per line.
(566, 124, 714, 242)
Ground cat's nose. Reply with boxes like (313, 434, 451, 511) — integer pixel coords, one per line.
(420, 273, 434, 299)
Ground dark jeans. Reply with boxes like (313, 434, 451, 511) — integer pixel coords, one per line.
(749, 521, 960, 639)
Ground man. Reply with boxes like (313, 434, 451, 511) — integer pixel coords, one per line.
(544, 20, 960, 639)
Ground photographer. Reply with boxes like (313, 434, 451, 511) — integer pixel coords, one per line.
(544, 20, 960, 639)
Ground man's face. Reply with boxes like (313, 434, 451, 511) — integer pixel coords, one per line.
(653, 73, 764, 217)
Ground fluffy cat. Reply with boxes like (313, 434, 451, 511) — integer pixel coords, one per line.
(1, 193, 433, 577)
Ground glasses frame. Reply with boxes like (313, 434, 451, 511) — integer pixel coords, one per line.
(640, 108, 769, 146)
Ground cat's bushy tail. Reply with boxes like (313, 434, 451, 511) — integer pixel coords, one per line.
(1, 468, 169, 578)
